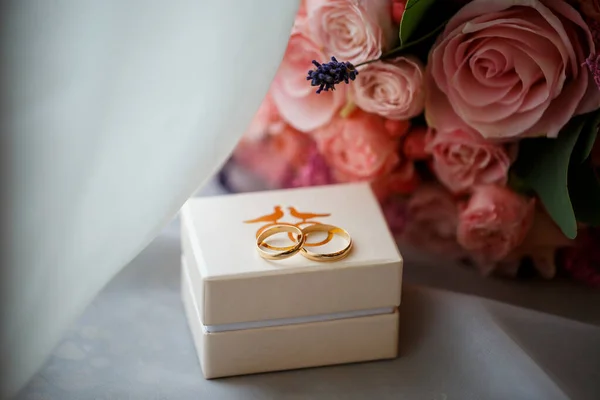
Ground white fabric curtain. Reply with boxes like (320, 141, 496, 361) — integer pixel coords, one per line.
(0, 1, 299, 396)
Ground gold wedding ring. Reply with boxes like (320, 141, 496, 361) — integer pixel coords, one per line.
(288, 221, 334, 247)
(299, 224, 353, 262)
(256, 224, 306, 260)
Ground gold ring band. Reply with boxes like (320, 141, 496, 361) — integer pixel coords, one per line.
(299, 224, 352, 262)
(256, 224, 306, 260)
(287, 221, 334, 247)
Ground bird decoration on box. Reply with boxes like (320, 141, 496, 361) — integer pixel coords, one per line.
(243, 206, 284, 224)
(288, 207, 331, 223)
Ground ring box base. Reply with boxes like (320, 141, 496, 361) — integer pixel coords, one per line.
(182, 258, 399, 379)
(180, 183, 403, 378)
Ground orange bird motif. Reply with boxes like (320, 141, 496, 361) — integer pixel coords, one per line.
(243, 206, 284, 224)
(288, 207, 331, 222)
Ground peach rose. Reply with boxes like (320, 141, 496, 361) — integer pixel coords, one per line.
(314, 110, 400, 182)
(306, 0, 396, 65)
(426, 0, 600, 140)
(428, 129, 513, 193)
(243, 92, 285, 142)
(457, 185, 535, 264)
(271, 29, 346, 133)
(352, 57, 425, 120)
(401, 184, 465, 256)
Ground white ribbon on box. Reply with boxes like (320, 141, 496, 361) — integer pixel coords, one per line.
(202, 307, 398, 333)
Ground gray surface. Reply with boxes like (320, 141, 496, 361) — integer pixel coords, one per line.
(16, 182, 600, 399)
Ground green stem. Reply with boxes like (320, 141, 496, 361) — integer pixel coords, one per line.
(354, 58, 381, 68)
(354, 20, 448, 68)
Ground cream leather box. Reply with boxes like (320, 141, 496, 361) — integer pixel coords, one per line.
(180, 183, 403, 378)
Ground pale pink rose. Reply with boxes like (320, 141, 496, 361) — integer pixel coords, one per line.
(428, 129, 513, 193)
(271, 30, 346, 133)
(243, 92, 285, 142)
(293, 0, 308, 33)
(314, 110, 400, 182)
(426, 0, 600, 140)
(457, 185, 535, 265)
(352, 57, 425, 120)
(401, 184, 465, 256)
(306, 0, 396, 65)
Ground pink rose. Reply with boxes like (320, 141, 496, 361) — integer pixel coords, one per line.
(457, 185, 535, 265)
(234, 126, 313, 188)
(290, 146, 335, 188)
(314, 110, 400, 182)
(561, 228, 600, 287)
(306, 0, 396, 65)
(383, 118, 411, 138)
(352, 57, 425, 120)
(401, 185, 465, 256)
(381, 197, 408, 235)
(577, 0, 600, 20)
(243, 92, 285, 141)
(391, 0, 406, 25)
(470, 207, 571, 277)
(426, 0, 600, 140)
(402, 126, 430, 160)
(428, 129, 513, 193)
(371, 161, 420, 201)
(271, 29, 346, 133)
(587, 54, 600, 91)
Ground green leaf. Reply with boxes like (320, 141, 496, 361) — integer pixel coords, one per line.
(507, 170, 533, 196)
(510, 116, 587, 239)
(383, 20, 447, 62)
(572, 108, 600, 164)
(569, 163, 600, 226)
(399, 0, 437, 46)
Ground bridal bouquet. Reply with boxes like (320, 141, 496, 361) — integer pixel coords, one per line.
(224, 0, 600, 285)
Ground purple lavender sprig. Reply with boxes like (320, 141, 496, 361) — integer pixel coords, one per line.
(307, 56, 358, 94)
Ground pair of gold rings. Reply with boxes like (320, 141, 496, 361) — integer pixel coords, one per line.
(256, 224, 352, 262)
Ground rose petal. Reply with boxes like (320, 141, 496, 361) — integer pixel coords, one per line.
(271, 83, 345, 132)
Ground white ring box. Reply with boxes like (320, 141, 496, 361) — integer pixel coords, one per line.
(180, 183, 403, 378)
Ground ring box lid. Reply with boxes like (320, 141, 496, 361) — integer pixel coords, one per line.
(181, 183, 403, 326)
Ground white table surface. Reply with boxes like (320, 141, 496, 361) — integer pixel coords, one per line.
(16, 181, 600, 400)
